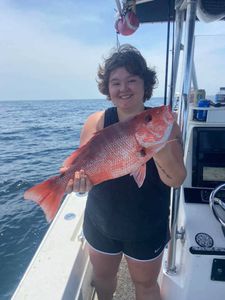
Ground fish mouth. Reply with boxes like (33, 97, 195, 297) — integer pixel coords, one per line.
(147, 125, 173, 145)
(135, 124, 173, 148)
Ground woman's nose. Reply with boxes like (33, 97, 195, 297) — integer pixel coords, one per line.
(120, 81, 128, 91)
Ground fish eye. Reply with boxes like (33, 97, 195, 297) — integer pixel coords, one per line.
(140, 148, 146, 157)
(144, 114, 152, 122)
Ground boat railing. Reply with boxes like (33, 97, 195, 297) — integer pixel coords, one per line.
(166, 0, 198, 274)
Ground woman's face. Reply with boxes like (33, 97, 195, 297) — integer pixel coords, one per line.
(108, 67, 145, 111)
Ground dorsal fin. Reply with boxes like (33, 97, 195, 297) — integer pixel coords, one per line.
(63, 128, 106, 168)
(63, 148, 83, 168)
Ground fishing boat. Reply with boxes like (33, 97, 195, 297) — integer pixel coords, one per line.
(12, 1, 225, 299)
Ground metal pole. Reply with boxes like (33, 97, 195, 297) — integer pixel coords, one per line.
(164, 0, 172, 105)
(166, 0, 197, 275)
(166, 188, 181, 274)
(180, 0, 197, 138)
(168, 9, 185, 108)
(192, 40, 198, 90)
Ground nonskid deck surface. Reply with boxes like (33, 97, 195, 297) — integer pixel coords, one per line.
(113, 257, 135, 300)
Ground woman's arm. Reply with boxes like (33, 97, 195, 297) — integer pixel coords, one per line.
(153, 122, 187, 188)
(79, 111, 104, 146)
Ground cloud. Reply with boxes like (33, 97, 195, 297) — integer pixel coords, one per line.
(0, 1, 116, 100)
(0, 1, 224, 100)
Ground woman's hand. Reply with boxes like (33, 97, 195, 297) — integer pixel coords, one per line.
(153, 122, 186, 188)
(60, 168, 93, 194)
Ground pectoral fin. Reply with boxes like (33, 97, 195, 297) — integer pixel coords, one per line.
(131, 164, 146, 188)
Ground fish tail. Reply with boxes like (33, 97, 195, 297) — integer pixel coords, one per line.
(24, 175, 66, 222)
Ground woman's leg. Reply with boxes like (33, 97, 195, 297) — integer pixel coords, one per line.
(88, 245, 123, 300)
(125, 253, 163, 300)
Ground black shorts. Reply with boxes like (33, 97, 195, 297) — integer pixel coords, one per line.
(83, 213, 170, 261)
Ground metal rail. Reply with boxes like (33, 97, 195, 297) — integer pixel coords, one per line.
(166, 0, 197, 274)
(168, 9, 185, 106)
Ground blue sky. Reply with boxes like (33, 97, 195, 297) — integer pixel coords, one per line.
(0, 0, 225, 100)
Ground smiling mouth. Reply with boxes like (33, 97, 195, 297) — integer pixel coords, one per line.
(120, 95, 132, 99)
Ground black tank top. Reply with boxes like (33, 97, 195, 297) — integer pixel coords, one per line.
(85, 107, 170, 241)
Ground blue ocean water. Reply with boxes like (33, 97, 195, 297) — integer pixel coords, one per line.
(0, 98, 163, 299)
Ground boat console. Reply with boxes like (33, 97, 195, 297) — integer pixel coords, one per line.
(183, 105, 225, 195)
(184, 125, 225, 204)
(178, 105, 225, 281)
(160, 104, 225, 299)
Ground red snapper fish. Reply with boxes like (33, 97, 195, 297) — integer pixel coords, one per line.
(24, 105, 175, 221)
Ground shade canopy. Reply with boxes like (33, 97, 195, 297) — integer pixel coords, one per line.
(135, 0, 225, 23)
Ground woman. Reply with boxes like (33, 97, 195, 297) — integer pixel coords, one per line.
(62, 44, 186, 300)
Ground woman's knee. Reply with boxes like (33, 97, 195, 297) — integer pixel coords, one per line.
(133, 277, 158, 290)
(134, 281, 161, 300)
(126, 255, 162, 289)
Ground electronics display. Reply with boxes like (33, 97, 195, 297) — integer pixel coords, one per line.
(192, 127, 225, 188)
(203, 167, 225, 182)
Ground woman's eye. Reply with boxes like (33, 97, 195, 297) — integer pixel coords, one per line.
(111, 82, 120, 86)
(128, 79, 136, 83)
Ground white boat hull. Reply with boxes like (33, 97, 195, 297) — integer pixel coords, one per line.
(12, 192, 94, 300)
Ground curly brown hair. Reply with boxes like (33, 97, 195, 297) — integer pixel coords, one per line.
(97, 44, 157, 102)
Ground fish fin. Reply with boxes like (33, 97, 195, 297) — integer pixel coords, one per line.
(24, 176, 66, 222)
(131, 164, 146, 188)
(62, 129, 107, 168)
(63, 126, 114, 168)
(63, 148, 83, 168)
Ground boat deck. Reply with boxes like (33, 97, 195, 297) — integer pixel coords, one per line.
(113, 257, 135, 300)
